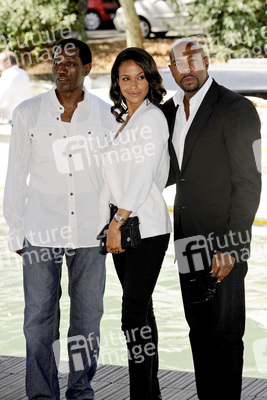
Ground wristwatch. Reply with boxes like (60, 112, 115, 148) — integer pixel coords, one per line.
(114, 213, 126, 224)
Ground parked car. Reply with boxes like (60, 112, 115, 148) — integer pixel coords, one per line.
(89, 58, 267, 99)
(159, 58, 267, 99)
(84, 0, 119, 30)
(113, 0, 203, 38)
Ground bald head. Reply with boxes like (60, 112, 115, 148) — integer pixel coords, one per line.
(169, 38, 205, 63)
(0, 51, 17, 72)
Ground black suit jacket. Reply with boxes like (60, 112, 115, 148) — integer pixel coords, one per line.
(162, 80, 261, 262)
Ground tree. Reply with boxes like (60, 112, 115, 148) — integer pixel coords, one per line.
(187, 0, 267, 61)
(119, 0, 143, 48)
(0, 0, 84, 57)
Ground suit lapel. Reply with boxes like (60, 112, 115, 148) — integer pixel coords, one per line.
(163, 99, 180, 174)
(169, 135, 180, 174)
(163, 99, 177, 140)
(181, 81, 219, 172)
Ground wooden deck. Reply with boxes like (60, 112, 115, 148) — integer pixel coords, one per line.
(1, 355, 267, 399)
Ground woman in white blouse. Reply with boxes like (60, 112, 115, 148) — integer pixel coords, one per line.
(98, 47, 172, 400)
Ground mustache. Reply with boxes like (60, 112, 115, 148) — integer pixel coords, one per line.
(181, 74, 197, 82)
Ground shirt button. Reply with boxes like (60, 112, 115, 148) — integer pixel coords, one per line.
(70, 193, 73, 196)
(69, 154, 72, 157)
(71, 212, 74, 215)
(56, 117, 59, 120)
(69, 173, 72, 177)
(31, 134, 34, 137)
(88, 131, 91, 135)
(49, 133, 52, 136)
(63, 136, 67, 138)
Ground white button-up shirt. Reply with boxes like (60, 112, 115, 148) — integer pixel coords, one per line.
(0, 65, 32, 123)
(172, 76, 213, 168)
(98, 101, 172, 239)
(4, 87, 114, 250)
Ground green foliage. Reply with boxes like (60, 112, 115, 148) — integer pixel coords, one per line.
(187, 0, 267, 60)
(0, 0, 85, 59)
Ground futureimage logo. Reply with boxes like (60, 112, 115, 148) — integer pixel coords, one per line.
(52, 326, 156, 373)
(52, 126, 157, 174)
(175, 235, 211, 274)
(175, 230, 251, 273)
(53, 334, 98, 374)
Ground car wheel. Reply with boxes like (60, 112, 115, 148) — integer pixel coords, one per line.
(84, 11, 102, 30)
(139, 18, 151, 38)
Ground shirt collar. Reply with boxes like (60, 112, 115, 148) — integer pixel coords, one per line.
(46, 85, 91, 112)
(2, 64, 19, 76)
(173, 86, 185, 106)
(173, 76, 213, 106)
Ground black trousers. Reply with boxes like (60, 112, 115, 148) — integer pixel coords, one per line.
(113, 233, 170, 400)
(180, 261, 248, 400)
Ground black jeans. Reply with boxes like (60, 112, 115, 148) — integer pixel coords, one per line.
(180, 261, 248, 400)
(113, 233, 170, 400)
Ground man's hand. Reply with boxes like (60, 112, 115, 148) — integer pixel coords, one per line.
(16, 249, 23, 255)
(211, 251, 235, 282)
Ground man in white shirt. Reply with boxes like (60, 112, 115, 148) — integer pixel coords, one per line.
(0, 51, 32, 124)
(162, 38, 261, 400)
(3, 38, 114, 400)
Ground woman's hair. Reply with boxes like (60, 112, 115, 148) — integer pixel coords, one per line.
(110, 47, 166, 122)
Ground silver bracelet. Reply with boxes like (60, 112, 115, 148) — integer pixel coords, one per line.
(114, 213, 126, 223)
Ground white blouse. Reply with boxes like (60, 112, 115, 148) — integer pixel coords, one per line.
(98, 100, 172, 239)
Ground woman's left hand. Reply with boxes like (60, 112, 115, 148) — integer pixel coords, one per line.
(106, 220, 125, 254)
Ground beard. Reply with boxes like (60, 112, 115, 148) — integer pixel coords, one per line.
(180, 75, 200, 93)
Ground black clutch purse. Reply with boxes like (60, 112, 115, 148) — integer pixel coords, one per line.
(96, 204, 141, 255)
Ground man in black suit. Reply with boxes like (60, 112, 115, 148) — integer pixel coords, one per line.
(162, 38, 261, 399)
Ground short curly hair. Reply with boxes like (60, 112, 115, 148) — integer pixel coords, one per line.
(53, 38, 92, 65)
(110, 47, 166, 122)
